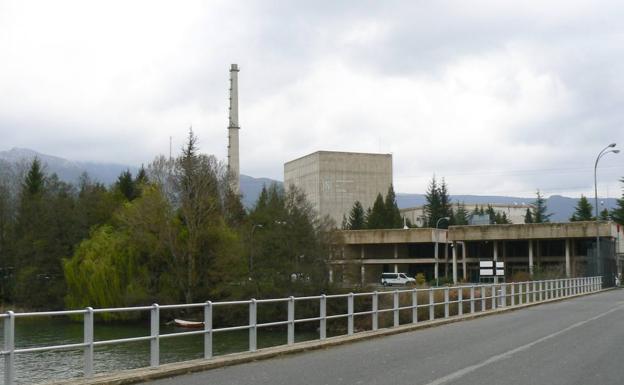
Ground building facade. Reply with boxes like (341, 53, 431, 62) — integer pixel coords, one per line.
(330, 221, 624, 286)
(284, 151, 392, 224)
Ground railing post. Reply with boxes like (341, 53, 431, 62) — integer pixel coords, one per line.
(249, 299, 257, 352)
(444, 287, 450, 318)
(491, 285, 497, 310)
(532, 281, 537, 302)
(288, 296, 295, 344)
(429, 288, 435, 320)
(347, 293, 354, 335)
(458, 287, 463, 315)
(372, 292, 378, 331)
(4, 311, 15, 385)
(411, 289, 418, 323)
(204, 301, 212, 358)
(539, 281, 543, 301)
(84, 307, 94, 377)
(150, 303, 159, 367)
(320, 295, 327, 339)
(393, 290, 400, 327)
(511, 283, 515, 306)
(526, 282, 531, 303)
(470, 285, 475, 314)
(480, 285, 486, 311)
(518, 283, 523, 304)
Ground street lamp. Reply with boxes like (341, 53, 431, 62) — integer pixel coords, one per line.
(434, 217, 450, 286)
(594, 143, 619, 279)
(249, 224, 264, 279)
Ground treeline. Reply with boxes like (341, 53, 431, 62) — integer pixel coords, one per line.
(0, 131, 332, 312)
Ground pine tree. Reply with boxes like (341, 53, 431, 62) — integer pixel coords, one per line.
(531, 190, 552, 223)
(524, 208, 533, 223)
(347, 201, 366, 230)
(570, 195, 593, 222)
(116, 169, 136, 201)
(383, 185, 402, 228)
(367, 194, 386, 229)
(612, 178, 624, 225)
(452, 202, 468, 225)
(600, 208, 610, 221)
(424, 176, 441, 227)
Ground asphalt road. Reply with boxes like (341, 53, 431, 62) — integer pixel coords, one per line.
(151, 289, 624, 385)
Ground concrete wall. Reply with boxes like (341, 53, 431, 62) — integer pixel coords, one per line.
(284, 151, 392, 224)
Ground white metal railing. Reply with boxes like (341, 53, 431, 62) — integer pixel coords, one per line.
(0, 276, 603, 384)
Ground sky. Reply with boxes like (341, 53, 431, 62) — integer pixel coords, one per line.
(1, 0, 624, 199)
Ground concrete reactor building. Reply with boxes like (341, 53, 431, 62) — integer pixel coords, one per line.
(284, 151, 392, 225)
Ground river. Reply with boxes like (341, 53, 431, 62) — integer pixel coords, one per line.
(0, 317, 319, 385)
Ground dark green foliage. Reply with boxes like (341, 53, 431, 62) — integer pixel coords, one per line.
(452, 202, 468, 225)
(383, 185, 403, 228)
(244, 183, 331, 298)
(570, 195, 593, 222)
(612, 178, 624, 225)
(366, 193, 386, 229)
(346, 201, 366, 230)
(524, 208, 533, 224)
(531, 190, 551, 223)
(424, 176, 452, 228)
(600, 208, 610, 221)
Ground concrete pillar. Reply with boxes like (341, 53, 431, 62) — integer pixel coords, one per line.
(361, 265, 366, 285)
(462, 242, 467, 281)
(565, 239, 571, 278)
(361, 245, 365, 259)
(393, 244, 398, 273)
(452, 242, 458, 284)
(493, 241, 498, 284)
(329, 268, 333, 283)
(434, 241, 439, 281)
(529, 240, 534, 276)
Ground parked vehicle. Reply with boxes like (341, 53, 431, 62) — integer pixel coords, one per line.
(380, 272, 416, 286)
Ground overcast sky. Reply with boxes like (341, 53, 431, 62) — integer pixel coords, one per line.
(1, 0, 623, 198)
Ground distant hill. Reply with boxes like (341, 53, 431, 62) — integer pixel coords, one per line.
(396, 193, 619, 223)
(2, 148, 619, 219)
(0, 147, 137, 185)
(0, 147, 282, 208)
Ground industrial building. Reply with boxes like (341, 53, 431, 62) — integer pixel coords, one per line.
(284, 151, 392, 225)
(400, 203, 531, 226)
(330, 221, 624, 286)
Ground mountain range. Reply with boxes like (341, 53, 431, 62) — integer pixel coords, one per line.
(1, 148, 619, 221)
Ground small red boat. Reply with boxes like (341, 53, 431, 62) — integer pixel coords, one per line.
(173, 318, 204, 328)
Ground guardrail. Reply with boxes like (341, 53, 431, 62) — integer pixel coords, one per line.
(1, 276, 602, 384)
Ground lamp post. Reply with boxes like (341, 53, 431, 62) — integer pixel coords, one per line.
(249, 224, 263, 280)
(594, 143, 619, 279)
(434, 217, 450, 286)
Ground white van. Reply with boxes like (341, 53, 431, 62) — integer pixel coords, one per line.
(380, 272, 416, 286)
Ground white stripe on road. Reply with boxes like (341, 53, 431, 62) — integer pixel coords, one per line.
(422, 302, 624, 385)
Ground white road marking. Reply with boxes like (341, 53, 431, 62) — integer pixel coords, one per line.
(422, 303, 624, 385)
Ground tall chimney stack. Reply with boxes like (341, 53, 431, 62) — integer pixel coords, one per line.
(228, 64, 240, 193)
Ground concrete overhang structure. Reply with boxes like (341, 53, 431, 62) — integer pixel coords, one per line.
(330, 222, 624, 287)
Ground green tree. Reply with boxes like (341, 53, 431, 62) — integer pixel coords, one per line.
(346, 201, 366, 230)
(524, 208, 533, 223)
(612, 178, 624, 225)
(570, 195, 593, 221)
(452, 202, 469, 225)
(531, 190, 552, 223)
(383, 185, 403, 228)
(366, 193, 386, 229)
(424, 176, 452, 228)
(600, 208, 610, 220)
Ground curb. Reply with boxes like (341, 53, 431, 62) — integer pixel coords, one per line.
(47, 288, 610, 385)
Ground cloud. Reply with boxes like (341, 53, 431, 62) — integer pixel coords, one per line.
(1, 0, 623, 199)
